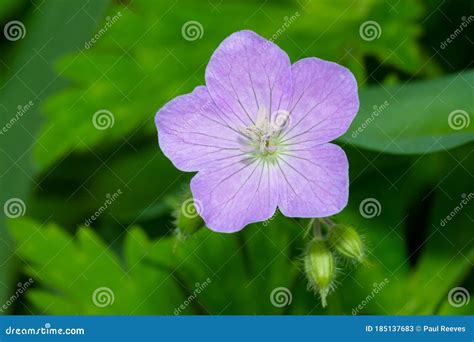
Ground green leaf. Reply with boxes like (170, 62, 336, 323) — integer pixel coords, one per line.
(9, 143, 474, 314)
(86, 146, 184, 223)
(7, 218, 184, 314)
(437, 291, 474, 315)
(8, 216, 311, 314)
(0, 0, 27, 25)
(0, 0, 111, 310)
(292, 0, 426, 81)
(325, 145, 474, 315)
(34, 0, 430, 170)
(393, 145, 474, 314)
(341, 71, 474, 154)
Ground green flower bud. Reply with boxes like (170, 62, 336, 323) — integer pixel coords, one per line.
(304, 238, 336, 307)
(328, 225, 365, 263)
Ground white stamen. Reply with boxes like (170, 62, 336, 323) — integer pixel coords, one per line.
(255, 106, 269, 129)
(240, 107, 290, 157)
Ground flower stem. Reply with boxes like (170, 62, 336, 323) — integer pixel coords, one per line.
(304, 218, 323, 238)
(313, 220, 322, 238)
(304, 218, 316, 238)
(321, 217, 335, 229)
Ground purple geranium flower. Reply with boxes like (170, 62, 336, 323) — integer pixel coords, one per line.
(156, 30, 359, 233)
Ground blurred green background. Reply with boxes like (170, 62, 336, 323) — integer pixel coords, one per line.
(0, 0, 473, 315)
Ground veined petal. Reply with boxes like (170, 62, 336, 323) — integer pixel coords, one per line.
(277, 143, 349, 217)
(156, 86, 244, 172)
(191, 160, 279, 233)
(205, 30, 292, 129)
(280, 58, 359, 148)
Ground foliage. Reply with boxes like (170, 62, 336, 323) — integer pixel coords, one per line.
(1, 0, 473, 315)
(33, 0, 435, 170)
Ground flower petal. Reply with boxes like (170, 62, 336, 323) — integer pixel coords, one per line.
(277, 143, 349, 217)
(205, 30, 292, 129)
(280, 58, 359, 148)
(191, 160, 279, 233)
(156, 86, 245, 172)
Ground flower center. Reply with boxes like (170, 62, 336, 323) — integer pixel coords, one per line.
(239, 107, 289, 160)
